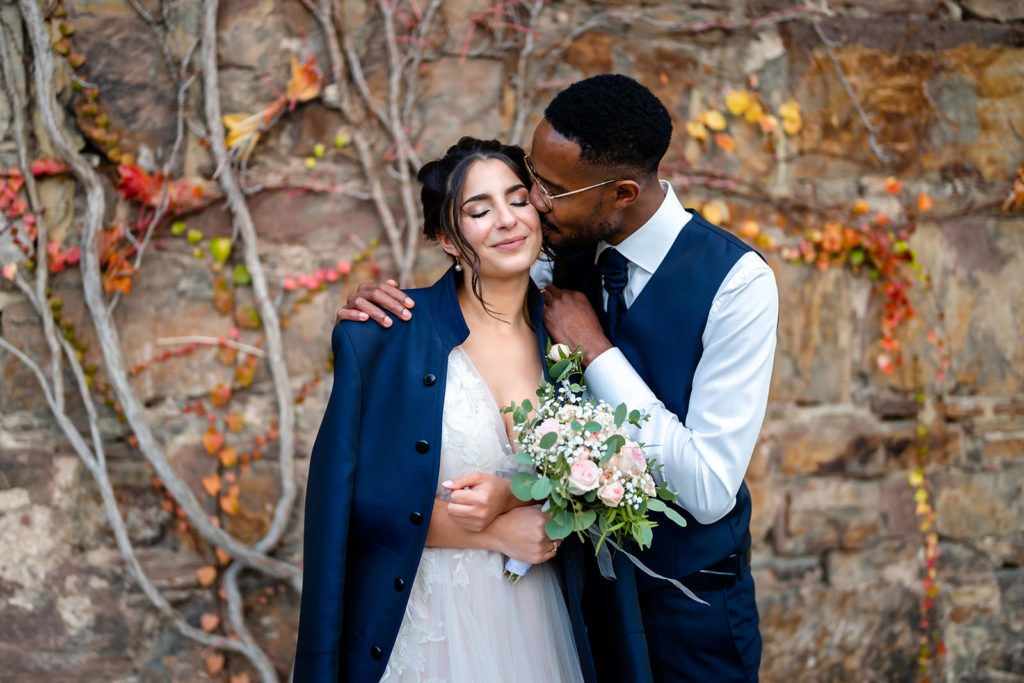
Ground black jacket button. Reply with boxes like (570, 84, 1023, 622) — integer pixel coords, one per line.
(415, 440, 430, 454)
(370, 645, 383, 660)
(422, 373, 437, 386)
(409, 511, 424, 525)
(394, 577, 405, 591)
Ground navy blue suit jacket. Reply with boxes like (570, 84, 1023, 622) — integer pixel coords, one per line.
(294, 268, 619, 682)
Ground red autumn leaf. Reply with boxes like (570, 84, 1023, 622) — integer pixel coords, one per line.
(64, 245, 80, 265)
(211, 383, 232, 407)
(117, 163, 165, 206)
(202, 428, 225, 455)
(30, 158, 67, 176)
(98, 224, 126, 266)
(884, 176, 902, 195)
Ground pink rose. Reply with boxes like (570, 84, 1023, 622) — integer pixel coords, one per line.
(567, 459, 601, 494)
(536, 418, 560, 440)
(620, 443, 647, 474)
(598, 482, 625, 507)
(548, 343, 571, 362)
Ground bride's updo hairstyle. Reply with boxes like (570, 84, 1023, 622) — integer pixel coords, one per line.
(417, 137, 530, 312)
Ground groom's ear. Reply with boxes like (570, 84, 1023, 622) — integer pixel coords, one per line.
(612, 180, 641, 209)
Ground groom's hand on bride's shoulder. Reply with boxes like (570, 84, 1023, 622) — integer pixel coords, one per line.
(334, 279, 415, 327)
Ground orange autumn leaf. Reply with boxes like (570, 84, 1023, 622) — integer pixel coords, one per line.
(739, 220, 760, 239)
(211, 383, 232, 407)
(196, 565, 218, 587)
(200, 612, 221, 633)
(286, 56, 321, 106)
(230, 673, 252, 683)
(714, 133, 735, 153)
(220, 494, 240, 516)
(219, 447, 238, 468)
(205, 652, 225, 676)
(202, 474, 223, 497)
(202, 428, 225, 455)
(917, 191, 933, 212)
(885, 176, 902, 195)
(225, 412, 245, 433)
(852, 199, 870, 216)
(216, 547, 231, 565)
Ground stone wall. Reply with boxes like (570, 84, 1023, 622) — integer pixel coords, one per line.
(1, 0, 1022, 680)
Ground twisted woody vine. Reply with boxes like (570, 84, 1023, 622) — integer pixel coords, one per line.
(0, 0, 1021, 680)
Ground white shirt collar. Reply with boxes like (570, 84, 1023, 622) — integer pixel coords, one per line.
(594, 180, 691, 274)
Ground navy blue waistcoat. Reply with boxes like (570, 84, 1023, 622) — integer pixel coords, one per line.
(294, 268, 564, 682)
(555, 210, 760, 583)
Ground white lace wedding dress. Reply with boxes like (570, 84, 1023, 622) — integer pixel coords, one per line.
(380, 346, 584, 683)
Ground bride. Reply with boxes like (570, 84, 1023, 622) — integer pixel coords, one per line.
(293, 137, 585, 683)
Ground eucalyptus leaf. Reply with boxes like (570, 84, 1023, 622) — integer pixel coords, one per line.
(514, 407, 527, 424)
(656, 486, 677, 503)
(510, 472, 538, 501)
(614, 403, 627, 428)
(583, 420, 602, 434)
(571, 420, 583, 432)
(512, 451, 534, 465)
(532, 476, 552, 500)
(575, 509, 597, 531)
(584, 490, 597, 503)
(629, 409, 641, 423)
(546, 514, 574, 540)
(640, 524, 654, 548)
(549, 359, 570, 380)
(522, 399, 533, 413)
(539, 432, 558, 449)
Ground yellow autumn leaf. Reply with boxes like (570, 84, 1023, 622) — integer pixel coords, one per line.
(744, 100, 764, 124)
(701, 199, 730, 226)
(726, 90, 752, 117)
(222, 112, 263, 160)
(779, 99, 802, 135)
(908, 468, 924, 487)
(220, 494, 240, 516)
(685, 120, 708, 142)
(852, 199, 870, 216)
(714, 133, 735, 153)
(701, 109, 728, 132)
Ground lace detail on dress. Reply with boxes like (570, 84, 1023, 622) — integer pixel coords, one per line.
(380, 347, 583, 683)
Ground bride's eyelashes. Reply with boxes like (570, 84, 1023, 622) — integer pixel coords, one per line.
(468, 199, 531, 219)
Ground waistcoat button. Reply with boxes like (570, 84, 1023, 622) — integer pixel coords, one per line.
(370, 646, 383, 660)
(422, 373, 437, 386)
(415, 440, 430, 454)
(409, 512, 424, 525)
(394, 577, 405, 591)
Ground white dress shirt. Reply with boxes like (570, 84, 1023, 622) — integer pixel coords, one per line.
(534, 181, 778, 525)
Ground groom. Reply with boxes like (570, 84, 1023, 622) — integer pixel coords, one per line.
(337, 74, 777, 682)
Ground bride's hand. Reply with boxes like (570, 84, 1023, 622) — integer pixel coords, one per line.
(443, 472, 515, 532)
(485, 505, 559, 565)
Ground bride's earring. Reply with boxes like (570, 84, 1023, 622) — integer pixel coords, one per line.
(453, 255, 463, 272)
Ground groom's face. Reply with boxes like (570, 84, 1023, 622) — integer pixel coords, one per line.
(527, 120, 621, 250)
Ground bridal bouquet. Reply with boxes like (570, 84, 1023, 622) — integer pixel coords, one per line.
(501, 343, 687, 582)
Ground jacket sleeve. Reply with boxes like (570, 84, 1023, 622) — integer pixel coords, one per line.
(294, 323, 362, 682)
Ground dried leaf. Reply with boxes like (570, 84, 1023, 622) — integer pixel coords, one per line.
(230, 673, 251, 683)
(211, 384, 232, 408)
(286, 56, 322, 105)
(739, 220, 760, 239)
(196, 565, 218, 587)
(852, 199, 870, 216)
(215, 547, 231, 565)
(916, 192, 933, 212)
(235, 305, 261, 330)
(225, 412, 245, 433)
(779, 100, 802, 135)
(219, 494, 240, 516)
(744, 100, 764, 124)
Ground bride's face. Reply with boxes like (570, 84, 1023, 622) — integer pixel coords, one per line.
(442, 158, 542, 280)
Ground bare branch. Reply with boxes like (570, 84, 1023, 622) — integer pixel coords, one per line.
(157, 335, 267, 357)
(201, 0, 298, 560)
(224, 564, 280, 683)
(17, 0, 300, 585)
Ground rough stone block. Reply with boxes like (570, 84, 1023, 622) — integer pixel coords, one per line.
(934, 467, 1024, 539)
(776, 478, 881, 555)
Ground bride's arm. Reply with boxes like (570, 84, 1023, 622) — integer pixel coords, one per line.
(425, 499, 558, 565)
(443, 471, 531, 532)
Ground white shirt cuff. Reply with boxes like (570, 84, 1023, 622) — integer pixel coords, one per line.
(584, 347, 660, 410)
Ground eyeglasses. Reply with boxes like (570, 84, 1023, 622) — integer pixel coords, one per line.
(524, 154, 623, 211)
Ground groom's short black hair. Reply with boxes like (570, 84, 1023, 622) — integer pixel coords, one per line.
(543, 74, 672, 177)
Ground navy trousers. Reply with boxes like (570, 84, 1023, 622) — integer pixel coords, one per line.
(641, 568, 762, 682)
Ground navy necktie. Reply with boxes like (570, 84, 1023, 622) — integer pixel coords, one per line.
(598, 247, 629, 334)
